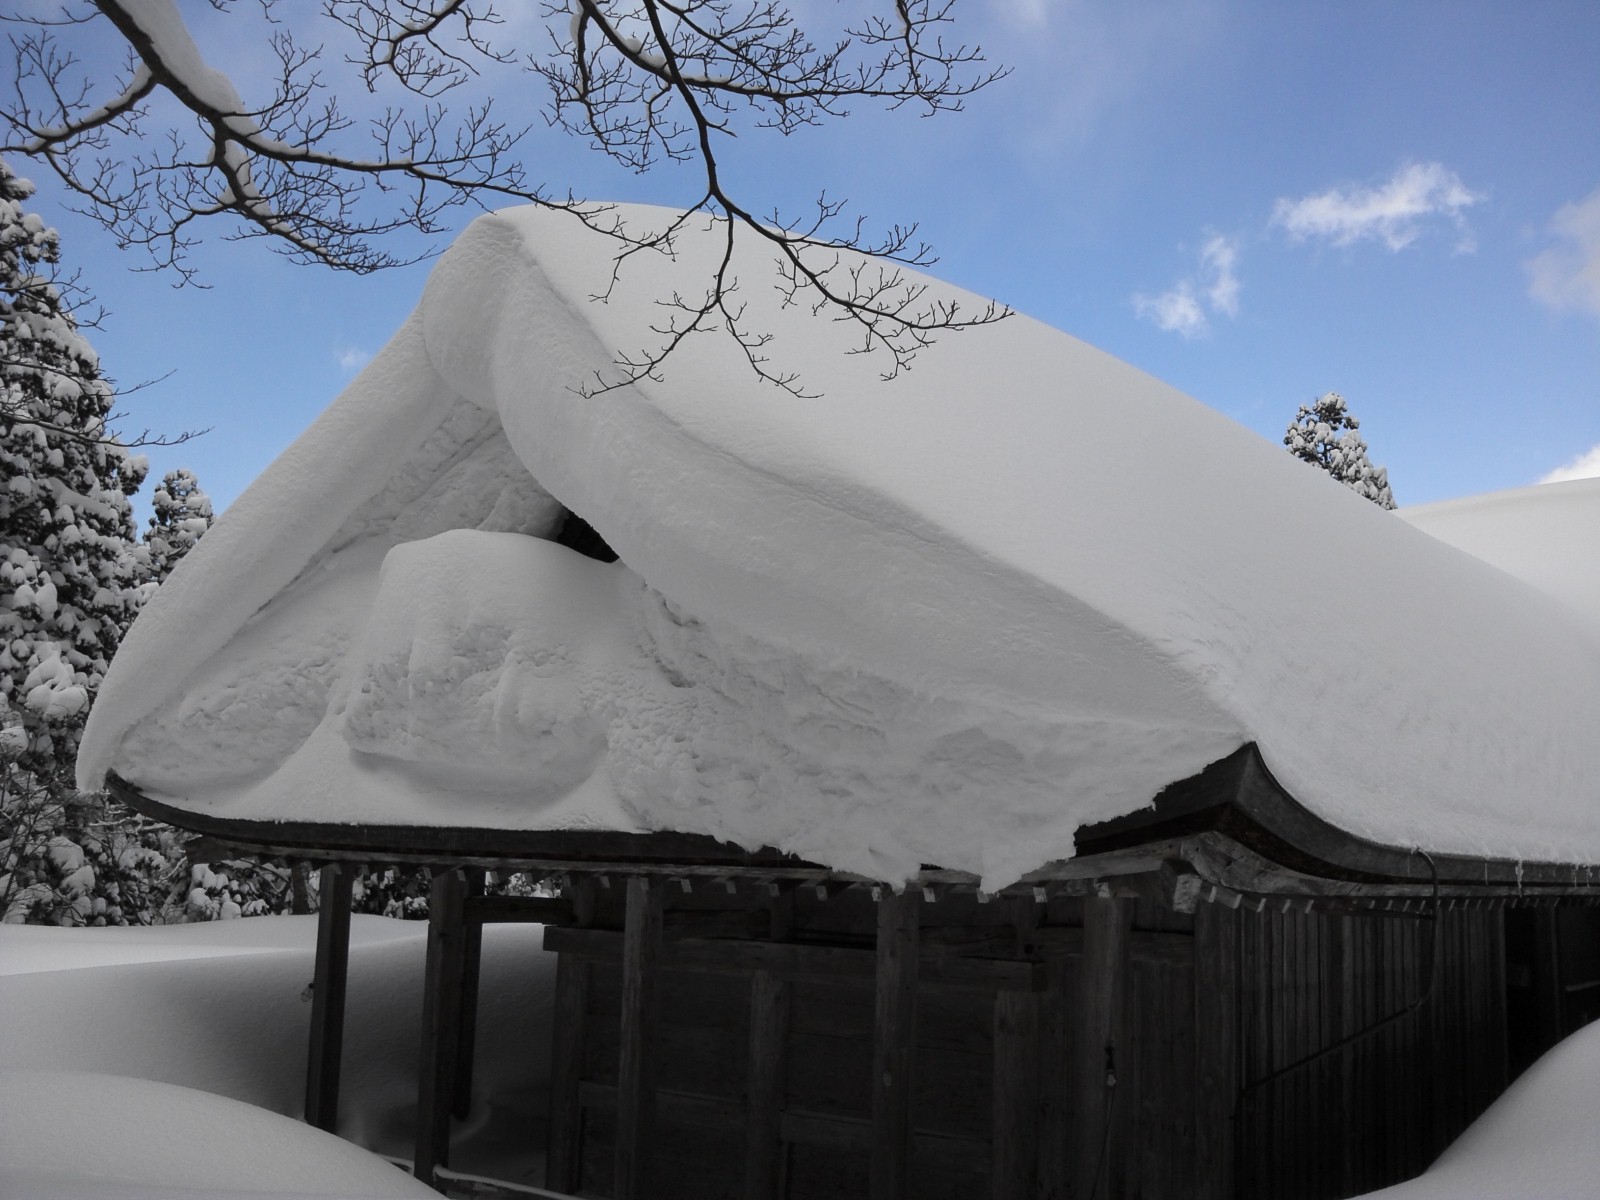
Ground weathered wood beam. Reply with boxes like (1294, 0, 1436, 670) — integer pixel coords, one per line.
(453, 868, 486, 1121)
(414, 867, 467, 1191)
(871, 888, 920, 1200)
(744, 969, 789, 1200)
(544, 954, 590, 1194)
(615, 875, 664, 1200)
(991, 989, 1040, 1200)
(1193, 900, 1239, 1200)
(304, 862, 354, 1132)
(1071, 895, 1134, 1200)
(542, 926, 1037, 991)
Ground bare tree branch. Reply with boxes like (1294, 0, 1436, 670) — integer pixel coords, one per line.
(3, 0, 1010, 393)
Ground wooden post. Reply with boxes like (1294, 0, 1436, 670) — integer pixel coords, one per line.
(1072, 894, 1133, 1200)
(453, 867, 487, 1120)
(414, 867, 467, 1191)
(871, 888, 920, 1200)
(1035, 954, 1071, 1200)
(615, 875, 664, 1200)
(304, 862, 354, 1132)
(544, 952, 590, 1194)
(992, 989, 1040, 1200)
(1193, 900, 1239, 1200)
(745, 968, 790, 1200)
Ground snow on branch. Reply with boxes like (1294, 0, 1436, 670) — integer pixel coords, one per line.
(1, 0, 1009, 394)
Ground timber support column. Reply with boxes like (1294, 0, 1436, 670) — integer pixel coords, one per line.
(414, 867, 468, 1191)
(615, 874, 664, 1200)
(1193, 900, 1240, 1200)
(1072, 893, 1134, 1200)
(871, 888, 920, 1200)
(305, 861, 354, 1132)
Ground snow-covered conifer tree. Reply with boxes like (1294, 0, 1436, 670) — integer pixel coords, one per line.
(1283, 392, 1397, 510)
(0, 158, 147, 775)
(0, 159, 178, 924)
(143, 467, 213, 581)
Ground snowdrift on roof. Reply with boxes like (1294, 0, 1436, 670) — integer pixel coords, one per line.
(77, 204, 1600, 887)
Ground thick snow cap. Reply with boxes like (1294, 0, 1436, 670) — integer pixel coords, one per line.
(78, 204, 1600, 887)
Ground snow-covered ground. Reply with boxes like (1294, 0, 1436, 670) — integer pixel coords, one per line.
(8, 918, 1600, 1198)
(0, 917, 556, 1197)
(1349, 1018, 1600, 1199)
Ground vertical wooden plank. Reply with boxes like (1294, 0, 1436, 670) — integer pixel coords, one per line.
(304, 862, 354, 1133)
(1036, 954, 1072, 1200)
(1193, 902, 1237, 1200)
(1533, 908, 1564, 1051)
(991, 989, 1040, 1200)
(871, 887, 920, 1200)
(414, 867, 467, 1191)
(544, 952, 591, 1194)
(452, 867, 486, 1120)
(615, 875, 664, 1200)
(745, 968, 791, 1200)
(1072, 895, 1134, 1200)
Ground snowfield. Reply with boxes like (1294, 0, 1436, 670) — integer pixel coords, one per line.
(0, 918, 556, 1197)
(76, 203, 1600, 888)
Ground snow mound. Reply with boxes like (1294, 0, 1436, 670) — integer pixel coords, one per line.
(77, 204, 1600, 886)
(1349, 1020, 1600, 1199)
(1401, 474, 1600, 634)
(0, 1069, 441, 1197)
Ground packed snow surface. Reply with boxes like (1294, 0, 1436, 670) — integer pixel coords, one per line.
(78, 204, 1600, 886)
(0, 1070, 443, 1198)
(1350, 1019, 1600, 1200)
(0, 918, 554, 1193)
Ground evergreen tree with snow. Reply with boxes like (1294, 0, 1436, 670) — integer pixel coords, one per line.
(0, 159, 178, 924)
(1283, 392, 1397, 510)
(143, 467, 213, 581)
(0, 158, 147, 776)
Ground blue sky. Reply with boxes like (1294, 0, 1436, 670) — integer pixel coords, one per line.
(17, 0, 1600, 516)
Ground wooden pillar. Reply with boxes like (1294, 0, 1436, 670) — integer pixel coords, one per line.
(615, 875, 664, 1200)
(871, 888, 920, 1200)
(992, 989, 1040, 1200)
(1035, 954, 1072, 1200)
(745, 968, 790, 1200)
(304, 862, 354, 1132)
(1193, 900, 1239, 1200)
(544, 952, 590, 1194)
(414, 867, 467, 1191)
(1072, 894, 1133, 1200)
(452, 867, 487, 1120)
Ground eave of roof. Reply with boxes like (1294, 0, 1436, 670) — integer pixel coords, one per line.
(110, 745, 1600, 906)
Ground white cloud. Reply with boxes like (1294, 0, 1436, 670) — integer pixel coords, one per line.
(1134, 233, 1240, 338)
(1526, 187, 1600, 322)
(1539, 442, 1600, 485)
(1134, 282, 1208, 337)
(1200, 234, 1239, 316)
(336, 346, 371, 372)
(1272, 162, 1483, 253)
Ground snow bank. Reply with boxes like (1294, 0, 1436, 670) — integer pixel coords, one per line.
(0, 918, 555, 1188)
(1350, 1020, 1600, 1199)
(78, 204, 1600, 886)
(0, 1070, 442, 1198)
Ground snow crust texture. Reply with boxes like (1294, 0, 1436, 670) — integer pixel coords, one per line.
(78, 204, 1600, 886)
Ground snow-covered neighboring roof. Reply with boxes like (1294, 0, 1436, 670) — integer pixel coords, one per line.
(1400, 476, 1600, 636)
(77, 204, 1600, 888)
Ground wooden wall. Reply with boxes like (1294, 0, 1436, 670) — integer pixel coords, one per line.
(528, 881, 1511, 1200)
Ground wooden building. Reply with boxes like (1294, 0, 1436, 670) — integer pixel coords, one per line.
(79, 209, 1600, 1199)
(112, 742, 1600, 1200)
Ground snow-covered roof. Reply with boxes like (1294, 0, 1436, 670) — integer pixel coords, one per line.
(77, 204, 1600, 888)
